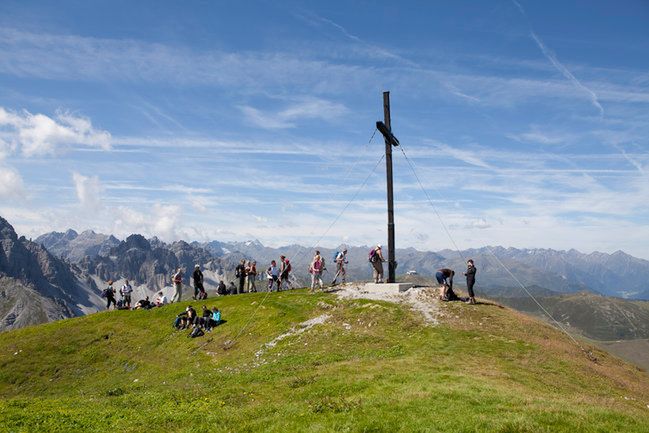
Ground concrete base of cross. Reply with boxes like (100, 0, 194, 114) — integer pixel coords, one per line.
(364, 282, 414, 293)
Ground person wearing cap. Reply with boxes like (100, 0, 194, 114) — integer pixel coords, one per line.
(174, 305, 197, 329)
(370, 245, 385, 283)
(192, 264, 205, 300)
(331, 248, 348, 286)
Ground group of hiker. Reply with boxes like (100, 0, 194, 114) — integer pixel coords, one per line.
(102, 280, 170, 310)
(103, 247, 479, 310)
(173, 304, 223, 338)
(308, 248, 348, 291)
(435, 259, 477, 304)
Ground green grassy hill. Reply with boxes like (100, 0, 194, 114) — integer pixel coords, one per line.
(1, 288, 648, 433)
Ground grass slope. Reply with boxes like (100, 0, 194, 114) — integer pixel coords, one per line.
(0, 289, 648, 433)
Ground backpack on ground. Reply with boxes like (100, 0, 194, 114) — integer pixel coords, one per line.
(189, 327, 204, 338)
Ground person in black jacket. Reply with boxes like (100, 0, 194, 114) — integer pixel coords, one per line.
(217, 280, 227, 296)
(192, 264, 205, 300)
(235, 259, 246, 294)
(104, 280, 117, 310)
(464, 259, 477, 305)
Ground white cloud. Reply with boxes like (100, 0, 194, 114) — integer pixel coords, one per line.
(189, 195, 210, 213)
(425, 141, 492, 169)
(72, 172, 103, 211)
(507, 130, 569, 145)
(113, 203, 182, 241)
(469, 218, 491, 229)
(0, 165, 25, 198)
(239, 98, 348, 130)
(0, 106, 111, 157)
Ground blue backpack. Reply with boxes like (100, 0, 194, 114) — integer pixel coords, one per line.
(332, 251, 340, 263)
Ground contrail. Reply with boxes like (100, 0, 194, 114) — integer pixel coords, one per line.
(512, 1, 604, 116)
(530, 31, 604, 116)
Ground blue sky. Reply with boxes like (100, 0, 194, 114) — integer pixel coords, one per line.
(0, 0, 648, 258)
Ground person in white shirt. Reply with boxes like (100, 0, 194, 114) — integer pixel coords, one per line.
(155, 291, 168, 307)
(171, 268, 183, 302)
(121, 280, 133, 308)
(331, 248, 348, 286)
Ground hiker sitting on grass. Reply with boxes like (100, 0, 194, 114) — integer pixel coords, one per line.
(209, 307, 222, 329)
(174, 306, 197, 329)
(134, 296, 152, 310)
(154, 291, 168, 307)
(197, 305, 212, 328)
(217, 280, 228, 296)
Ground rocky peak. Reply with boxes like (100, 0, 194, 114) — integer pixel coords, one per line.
(63, 229, 79, 241)
(0, 216, 18, 242)
(123, 234, 151, 251)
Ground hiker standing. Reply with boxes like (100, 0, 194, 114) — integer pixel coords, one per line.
(172, 267, 183, 303)
(436, 268, 455, 300)
(267, 260, 280, 292)
(121, 279, 133, 309)
(247, 261, 258, 293)
(331, 248, 348, 286)
(369, 245, 385, 283)
(464, 259, 477, 305)
(235, 259, 246, 294)
(279, 255, 292, 290)
(192, 264, 205, 300)
(105, 280, 116, 310)
(309, 251, 324, 292)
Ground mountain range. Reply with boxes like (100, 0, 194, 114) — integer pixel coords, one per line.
(2, 213, 649, 334)
(37, 228, 649, 300)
